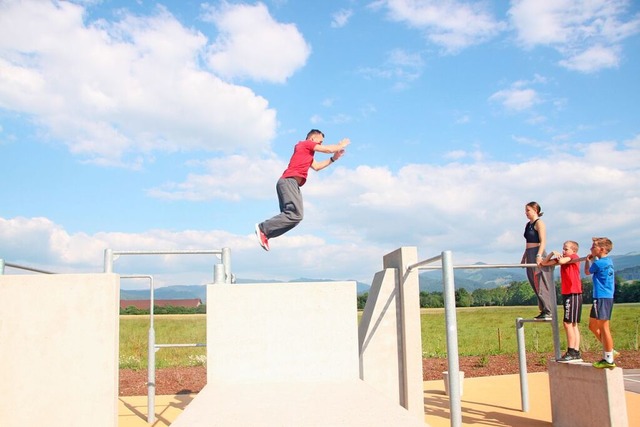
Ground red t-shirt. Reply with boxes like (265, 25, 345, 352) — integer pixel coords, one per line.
(560, 253, 582, 294)
(281, 140, 318, 186)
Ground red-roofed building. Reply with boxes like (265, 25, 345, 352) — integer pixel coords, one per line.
(120, 298, 202, 310)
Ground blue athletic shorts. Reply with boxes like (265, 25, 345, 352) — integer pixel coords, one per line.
(590, 298, 614, 321)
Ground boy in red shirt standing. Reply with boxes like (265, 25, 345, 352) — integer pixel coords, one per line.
(542, 240, 582, 362)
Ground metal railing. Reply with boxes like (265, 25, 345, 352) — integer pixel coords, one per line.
(407, 253, 564, 425)
(111, 248, 232, 424)
(0, 259, 55, 275)
(120, 274, 207, 424)
(407, 251, 462, 427)
(104, 248, 233, 284)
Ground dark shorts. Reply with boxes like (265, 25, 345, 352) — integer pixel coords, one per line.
(590, 298, 614, 321)
(562, 294, 582, 324)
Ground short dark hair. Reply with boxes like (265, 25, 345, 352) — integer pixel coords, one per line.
(306, 129, 324, 139)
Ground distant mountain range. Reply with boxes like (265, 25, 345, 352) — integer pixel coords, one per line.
(417, 252, 640, 293)
(120, 252, 640, 302)
(120, 278, 371, 303)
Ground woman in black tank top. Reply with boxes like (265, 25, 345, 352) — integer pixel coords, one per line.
(521, 201, 554, 319)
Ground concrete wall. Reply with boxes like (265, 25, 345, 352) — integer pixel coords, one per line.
(206, 281, 359, 383)
(172, 280, 426, 427)
(359, 268, 403, 402)
(359, 247, 424, 419)
(549, 361, 629, 427)
(0, 273, 120, 427)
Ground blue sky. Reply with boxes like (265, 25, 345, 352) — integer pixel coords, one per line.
(1, 0, 639, 289)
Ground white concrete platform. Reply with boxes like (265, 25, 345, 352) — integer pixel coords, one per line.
(171, 281, 426, 426)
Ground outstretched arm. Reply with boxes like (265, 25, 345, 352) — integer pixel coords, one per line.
(311, 138, 350, 171)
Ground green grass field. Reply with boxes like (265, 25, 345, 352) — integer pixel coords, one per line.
(119, 304, 640, 369)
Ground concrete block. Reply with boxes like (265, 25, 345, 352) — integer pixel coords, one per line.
(359, 268, 403, 402)
(359, 246, 423, 420)
(0, 273, 120, 427)
(172, 281, 426, 426)
(206, 281, 359, 383)
(549, 361, 628, 427)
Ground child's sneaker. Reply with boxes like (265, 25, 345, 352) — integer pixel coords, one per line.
(613, 349, 620, 360)
(534, 312, 551, 320)
(592, 359, 616, 369)
(255, 224, 269, 251)
(557, 349, 581, 363)
(557, 352, 575, 362)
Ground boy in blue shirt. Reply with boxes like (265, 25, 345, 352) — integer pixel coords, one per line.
(584, 237, 616, 369)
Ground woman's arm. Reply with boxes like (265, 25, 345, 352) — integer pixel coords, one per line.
(535, 219, 546, 265)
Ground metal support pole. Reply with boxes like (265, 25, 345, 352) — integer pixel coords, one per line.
(148, 274, 155, 423)
(214, 263, 225, 284)
(104, 248, 113, 273)
(516, 317, 529, 412)
(222, 247, 231, 283)
(121, 275, 156, 423)
(0, 258, 5, 275)
(442, 250, 462, 427)
(148, 327, 156, 424)
(549, 279, 561, 360)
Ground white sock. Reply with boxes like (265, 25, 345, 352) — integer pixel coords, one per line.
(604, 351, 614, 363)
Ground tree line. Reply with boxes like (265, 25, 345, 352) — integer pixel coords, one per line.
(356, 278, 640, 310)
(120, 304, 207, 315)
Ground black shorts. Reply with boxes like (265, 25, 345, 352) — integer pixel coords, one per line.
(590, 298, 614, 321)
(562, 294, 582, 324)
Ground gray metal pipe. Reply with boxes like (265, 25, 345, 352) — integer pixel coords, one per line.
(516, 317, 529, 412)
(104, 248, 113, 273)
(442, 250, 462, 427)
(222, 247, 231, 283)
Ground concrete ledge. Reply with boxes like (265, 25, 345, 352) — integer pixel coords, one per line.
(0, 273, 119, 427)
(549, 361, 629, 427)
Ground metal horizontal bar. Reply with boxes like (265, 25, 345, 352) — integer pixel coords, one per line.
(154, 343, 206, 348)
(407, 254, 443, 271)
(4, 262, 55, 274)
(112, 249, 222, 256)
(416, 262, 539, 270)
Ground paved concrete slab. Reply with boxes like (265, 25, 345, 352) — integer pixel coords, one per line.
(624, 369, 640, 394)
(118, 372, 640, 427)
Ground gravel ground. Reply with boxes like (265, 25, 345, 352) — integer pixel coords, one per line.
(119, 350, 640, 396)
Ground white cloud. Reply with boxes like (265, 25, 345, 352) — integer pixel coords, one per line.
(202, 2, 311, 83)
(0, 0, 279, 166)
(489, 77, 545, 112)
(331, 9, 353, 28)
(559, 44, 620, 72)
(489, 87, 539, 111)
(509, 0, 640, 73)
(2, 135, 640, 283)
(357, 48, 424, 89)
(147, 154, 285, 201)
(371, 0, 505, 53)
